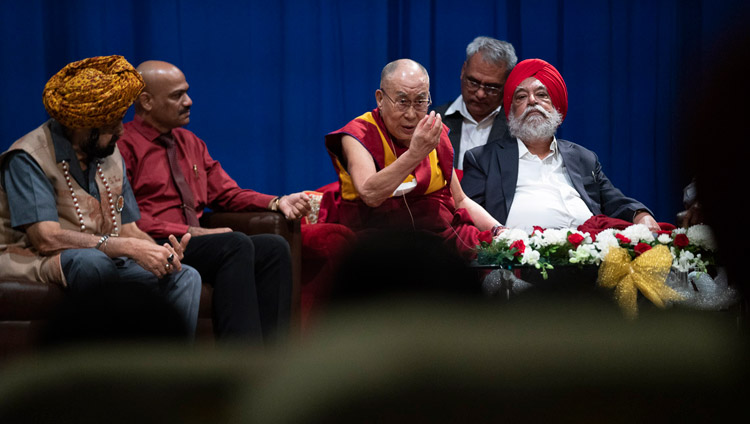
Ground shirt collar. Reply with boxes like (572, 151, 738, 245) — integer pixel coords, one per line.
(444, 95, 501, 125)
(48, 119, 77, 164)
(47, 119, 96, 191)
(444, 95, 463, 116)
(517, 136, 558, 159)
(131, 114, 172, 143)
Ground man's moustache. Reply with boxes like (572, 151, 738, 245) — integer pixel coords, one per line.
(520, 105, 550, 120)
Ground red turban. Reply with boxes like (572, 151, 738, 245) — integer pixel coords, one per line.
(503, 59, 568, 121)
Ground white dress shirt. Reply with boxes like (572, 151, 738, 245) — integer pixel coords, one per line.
(504, 138, 593, 232)
(444, 95, 501, 170)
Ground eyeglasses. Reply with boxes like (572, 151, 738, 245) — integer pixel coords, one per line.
(379, 88, 432, 113)
(463, 76, 503, 97)
(512, 88, 552, 106)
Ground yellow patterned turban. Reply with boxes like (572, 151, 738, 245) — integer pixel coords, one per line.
(42, 55, 144, 129)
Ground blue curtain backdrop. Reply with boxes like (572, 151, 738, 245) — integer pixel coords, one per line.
(0, 0, 746, 222)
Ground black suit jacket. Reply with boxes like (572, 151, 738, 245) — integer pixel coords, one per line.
(433, 101, 510, 169)
(461, 136, 651, 225)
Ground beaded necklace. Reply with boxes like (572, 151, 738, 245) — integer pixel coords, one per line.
(61, 160, 119, 235)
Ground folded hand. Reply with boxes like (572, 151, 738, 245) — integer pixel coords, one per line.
(280, 192, 312, 219)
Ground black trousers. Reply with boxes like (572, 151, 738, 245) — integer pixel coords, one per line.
(163, 232, 292, 344)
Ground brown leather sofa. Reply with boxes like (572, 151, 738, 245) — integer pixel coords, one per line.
(0, 211, 301, 363)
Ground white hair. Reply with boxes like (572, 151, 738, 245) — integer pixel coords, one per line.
(508, 104, 562, 142)
(466, 36, 517, 76)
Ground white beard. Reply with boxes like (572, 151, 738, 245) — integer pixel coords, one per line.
(508, 105, 562, 142)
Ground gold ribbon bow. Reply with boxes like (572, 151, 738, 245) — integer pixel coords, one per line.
(597, 245, 683, 319)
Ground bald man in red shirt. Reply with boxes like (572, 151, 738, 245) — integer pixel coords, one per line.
(118, 61, 311, 345)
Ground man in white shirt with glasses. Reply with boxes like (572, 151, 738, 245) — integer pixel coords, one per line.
(434, 36, 517, 171)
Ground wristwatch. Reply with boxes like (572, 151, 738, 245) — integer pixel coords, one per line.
(491, 224, 506, 237)
(270, 197, 281, 212)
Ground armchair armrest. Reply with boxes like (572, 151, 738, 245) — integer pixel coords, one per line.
(200, 211, 302, 325)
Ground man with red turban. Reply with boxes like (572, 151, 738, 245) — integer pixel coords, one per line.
(461, 59, 658, 233)
(0, 55, 202, 339)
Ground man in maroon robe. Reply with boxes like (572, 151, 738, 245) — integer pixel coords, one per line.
(325, 59, 501, 256)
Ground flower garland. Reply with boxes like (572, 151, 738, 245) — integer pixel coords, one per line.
(475, 224, 717, 279)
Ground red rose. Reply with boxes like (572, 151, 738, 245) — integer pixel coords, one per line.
(634, 242, 652, 256)
(477, 230, 493, 244)
(673, 233, 689, 248)
(567, 233, 585, 248)
(615, 233, 631, 244)
(509, 239, 526, 257)
(533, 226, 546, 233)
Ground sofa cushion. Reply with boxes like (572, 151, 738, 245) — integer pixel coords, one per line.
(0, 281, 64, 321)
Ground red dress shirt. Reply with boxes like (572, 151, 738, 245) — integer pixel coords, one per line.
(118, 115, 275, 238)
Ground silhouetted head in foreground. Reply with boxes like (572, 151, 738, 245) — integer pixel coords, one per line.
(680, 17, 750, 303)
(329, 230, 481, 303)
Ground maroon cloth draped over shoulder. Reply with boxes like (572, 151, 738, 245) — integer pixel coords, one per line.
(578, 214, 676, 237)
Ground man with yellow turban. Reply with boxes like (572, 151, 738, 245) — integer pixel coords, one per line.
(462, 58, 659, 234)
(0, 55, 202, 339)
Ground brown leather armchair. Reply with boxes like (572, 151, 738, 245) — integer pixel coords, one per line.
(0, 211, 301, 362)
(0, 280, 64, 362)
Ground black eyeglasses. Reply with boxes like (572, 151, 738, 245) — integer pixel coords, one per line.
(463, 76, 503, 97)
(379, 88, 432, 113)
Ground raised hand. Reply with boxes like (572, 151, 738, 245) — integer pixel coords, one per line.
(161, 233, 191, 272)
(408, 111, 442, 159)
